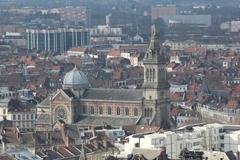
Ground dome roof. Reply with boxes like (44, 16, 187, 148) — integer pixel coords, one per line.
(63, 66, 89, 89)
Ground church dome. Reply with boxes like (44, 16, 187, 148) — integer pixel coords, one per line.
(63, 66, 89, 89)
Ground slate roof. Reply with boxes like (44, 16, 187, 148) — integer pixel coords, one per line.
(77, 116, 139, 127)
(64, 124, 79, 139)
(0, 119, 14, 128)
(35, 114, 51, 124)
(62, 89, 76, 98)
(38, 96, 50, 107)
(82, 88, 143, 102)
(8, 98, 36, 112)
(226, 151, 236, 160)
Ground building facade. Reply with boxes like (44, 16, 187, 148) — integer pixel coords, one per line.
(36, 25, 173, 130)
(2, 32, 27, 47)
(26, 28, 90, 54)
(119, 123, 240, 159)
(0, 98, 37, 132)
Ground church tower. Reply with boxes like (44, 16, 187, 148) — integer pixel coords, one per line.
(141, 24, 171, 128)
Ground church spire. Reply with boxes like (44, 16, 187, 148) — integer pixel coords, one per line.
(149, 23, 160, 51)
(152, 23, 158, 37)
(144, 23, 166, 64)
(141, 24, 171, 128)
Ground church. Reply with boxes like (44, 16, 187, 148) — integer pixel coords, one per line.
(36, 25, 173, 131)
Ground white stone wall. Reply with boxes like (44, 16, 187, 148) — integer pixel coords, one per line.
(170, 84, 187, 93)
(120, 123, 240, 159)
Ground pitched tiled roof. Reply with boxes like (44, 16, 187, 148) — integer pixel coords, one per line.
(108, 49, 121, 57)
(184, 47, 206, 53)
(68, 47, 87, 52)
(82, 88, 143, 102)
(227, 100, 238, 109)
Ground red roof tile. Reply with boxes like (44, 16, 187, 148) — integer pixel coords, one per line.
(108, 49, 121, 57)
(184, 47, 207, 53)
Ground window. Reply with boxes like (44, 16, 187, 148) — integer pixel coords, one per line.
(26, 121, 29, 127)
(220, 135, 224, 140)
(26, 114, 29, 120)
(31, 114, 34, 119)
(22, 115, 25, 120)
(149, 108, 153, 117)
(13, 115, 16, 120)
(90, 106, 94, 114)
(83, 106, 86, 114)
(99, 106, 103, 115)
(135, 143, 140, 147)
(117, 107, 120, 115)
(134, 108, 138, 116)
(125, 108, 129, 116)
(146, 69, 149, 81)
(18, 115, 21, 120)
(153, 69, 155, 82)
(193, 142, 200, 146)
(108, 107, 112, 115)
(150, 69, 153, 81)
(151, 138, 162, 145)
(144, 108, 147, 117)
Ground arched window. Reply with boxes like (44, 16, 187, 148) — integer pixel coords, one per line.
(83, 106, 86, 114)
(134, 108, 138, 116)
(117, 107, 121, 115)
(99, 106, 103, 115)
(146, 68, 149, 81)
(90, 106, 94, 114)
(144, 108, 147, 117)
(150, 69, 153, 81)
(125, 108, 129, 116)
(107, 106, 112, 115)
(153, 69, 155, 82)
(150, 108, 153, 117)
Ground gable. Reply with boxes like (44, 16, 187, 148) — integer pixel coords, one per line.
(52, 90, 72, 103)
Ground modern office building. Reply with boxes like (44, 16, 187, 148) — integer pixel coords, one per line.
(26, 28, 90, 54)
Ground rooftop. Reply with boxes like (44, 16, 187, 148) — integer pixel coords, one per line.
(82, 88, 143, 102)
